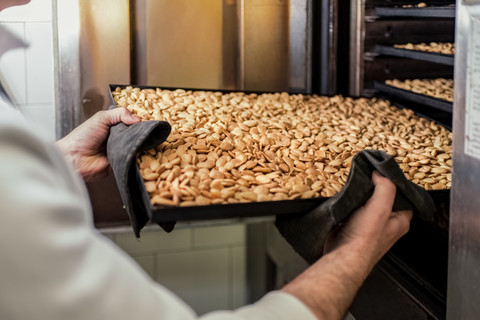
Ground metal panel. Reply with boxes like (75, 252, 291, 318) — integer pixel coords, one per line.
(137, 0, 311, 93)
(349, 0, 365, 96)
(78, 0, 130, 120)
(242, 0, 289, 92)
(53, 0, 81, 138)
(53, 0, 130, 138)
(318, 0, 337, 95)
(447, 3, 480, 319)
(144, 0, 225, 89)
(289, 0, 313, 93)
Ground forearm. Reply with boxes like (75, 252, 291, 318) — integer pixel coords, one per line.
(282, 241, 377, 320)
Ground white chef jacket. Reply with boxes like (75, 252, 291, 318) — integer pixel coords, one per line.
(0, 27, 316, 320)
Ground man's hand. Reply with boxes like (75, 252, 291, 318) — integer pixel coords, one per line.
(56, 108, 140, 182)
(324, 170, 413, 265)
(282, 171, 412, 320)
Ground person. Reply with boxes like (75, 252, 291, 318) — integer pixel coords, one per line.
(0, 1, 412, 319)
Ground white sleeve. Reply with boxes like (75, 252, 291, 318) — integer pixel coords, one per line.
(0, 108, 316, 320)
(200, 291, 317, 320)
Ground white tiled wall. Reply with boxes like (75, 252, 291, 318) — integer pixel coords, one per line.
(0, 1, 250, 316)
(0, 0, 55, 142)
(104, 224, 248, 315)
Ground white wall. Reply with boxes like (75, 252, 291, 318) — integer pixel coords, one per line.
(0, 0, 55, 141)
(103, 223, 248, 314)
(0, 1, 249, 315)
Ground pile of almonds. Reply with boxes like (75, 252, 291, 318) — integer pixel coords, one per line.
(112, 86, 452, 207)
(393, 42, 455, 55)
(402, 2, 427, 8)
(385, 78, 454, 102)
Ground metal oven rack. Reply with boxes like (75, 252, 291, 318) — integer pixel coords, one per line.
(346, 1, 455, 319)
(371, 3, 455, 128)
(349, 0, 455, 100)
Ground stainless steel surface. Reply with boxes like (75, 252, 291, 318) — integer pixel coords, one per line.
(222, 0, 240, 90)
(53, 0, 130, 138)
(53, 0, 81, 138)
(289, 0, 313, 93)
(319, 0, 337, 95)
(78, 0, 130, 120)
(143, 0, 226, 89)
(447, 2, 480, 319)
(349, 0, 364, 96)
(131, 0, 147, 85)
(242, 0, 289, 92)
(242, 0, 312, 92)
(138, 0, 310, 92)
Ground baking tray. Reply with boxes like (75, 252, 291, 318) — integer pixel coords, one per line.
(376, 44, 454, 66)
(109, 84, 450, 223)
(374, 6, 455, 18)
(374, 81, 453, 113)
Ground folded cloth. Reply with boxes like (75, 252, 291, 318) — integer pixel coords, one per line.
(275, 149, 435, 265)
(106, 113, 173, 237)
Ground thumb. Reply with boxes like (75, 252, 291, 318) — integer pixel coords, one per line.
(101, 107, 141, 126)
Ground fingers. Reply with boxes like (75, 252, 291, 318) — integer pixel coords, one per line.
(391, 209, 413, 235)
(371, 172, 412, 236)
(96, 108, 140, 127)
(371, 172, 413, 221)
(366, 171, 397, 214)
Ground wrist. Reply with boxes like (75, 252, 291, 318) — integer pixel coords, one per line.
(55, 138, 80, 172)
(335, 238, 384, 273)
(282, 242, 378, 320)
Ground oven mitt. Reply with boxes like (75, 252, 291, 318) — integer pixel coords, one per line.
(106, 112, 173, 237)
(275, 149, 435, 265)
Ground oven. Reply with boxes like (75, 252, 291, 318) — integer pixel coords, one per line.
(52, 1, 477, 319)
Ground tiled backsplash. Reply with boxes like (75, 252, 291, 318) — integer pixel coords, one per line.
(0, 0, 54, 141)
(0, 22, 28, 105)
(104, 224, 247, 315)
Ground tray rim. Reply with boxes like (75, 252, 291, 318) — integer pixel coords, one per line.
(374, 5, 456, 18)
(375, 44, 455, 66)
(374, 81, 453, 113)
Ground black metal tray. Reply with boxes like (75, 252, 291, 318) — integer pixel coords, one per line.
(109, 84, 450, 223)
(376, 45, 454, 66)
(374, 81, 453, 113)
(375, 6, 455, 18)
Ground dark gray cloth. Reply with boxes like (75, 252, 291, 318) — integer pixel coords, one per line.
(106, 116, 172, 237)
(275, 149, 435, 264)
